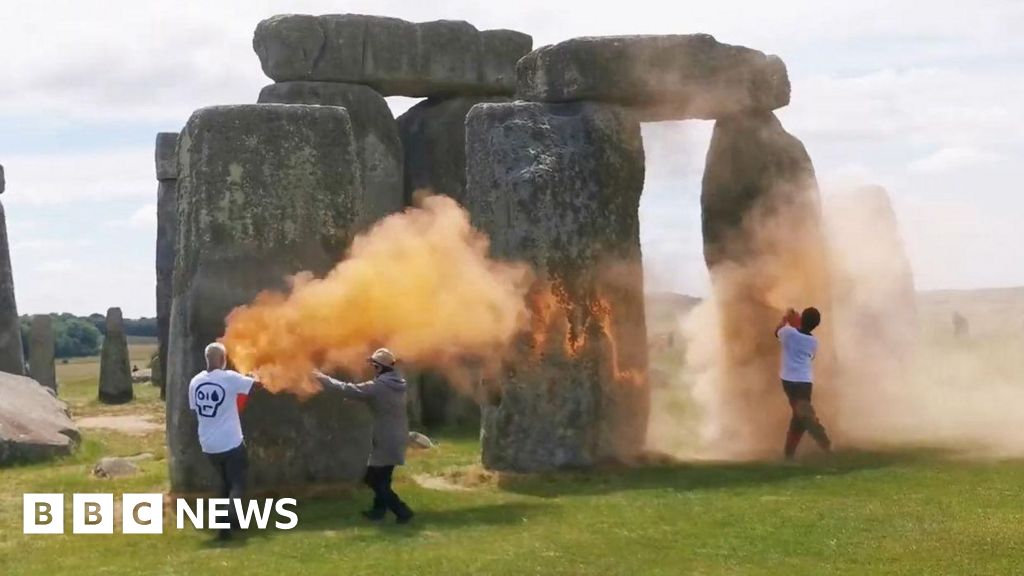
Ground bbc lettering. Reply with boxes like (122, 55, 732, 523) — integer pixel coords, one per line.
(23, 494, 298, 534)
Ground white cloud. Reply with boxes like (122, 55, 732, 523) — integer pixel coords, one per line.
(908, 147, 1001, 175)
(127, 204, 157, 229)
(1, 0, 1023, 315)
(36, 259, 78, 274)
(783, 68, 1024, 149)
(2, 148, 153, 206)
(106, 203, 157, 230)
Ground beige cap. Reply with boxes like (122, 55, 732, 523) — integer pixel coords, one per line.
(369, 348, 396, 368)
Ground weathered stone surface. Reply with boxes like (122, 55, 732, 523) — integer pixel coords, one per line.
(168, 104, 375, 492)
(156, 179, 176, 399)
(0, 164, 5, 194)
(99, 307, 133, 404)
(29, 315, 56, 392)
(258, 82, 403, 223)
(699, 111, 834, 457)
(397, 96, 506, 205)
(465, 101, 649, 471)
(0, 199, 24, 375)
(517, 35, 790, 121)
(0, 372, 79, 465)
(253, 14, 531, 97)
(155, 132, 178, 180)
(155, 131, 179, 399)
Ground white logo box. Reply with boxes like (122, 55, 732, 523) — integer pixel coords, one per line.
(23, 494, 298, 534)
(24, 493, 164, 535)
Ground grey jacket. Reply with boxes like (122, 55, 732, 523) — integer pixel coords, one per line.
(325, 370, 408, 467)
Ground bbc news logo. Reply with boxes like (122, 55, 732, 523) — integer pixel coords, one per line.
(23, 494, 298, 534)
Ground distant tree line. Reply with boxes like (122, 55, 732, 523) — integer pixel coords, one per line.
(19, 314, 157, 359)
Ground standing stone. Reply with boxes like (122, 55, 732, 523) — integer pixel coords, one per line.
(825, 185, 916, 441)
(253, 14, 531, 97)
(415, 370, 478, 429)
(397, 97, 506, 205)
(699, 111, 834, 457)
(168, 104, 377, 492)
(29, 315, 56, 392)
(517, 35, 789, 121)
(155, 132, 179, 399)
(399, 96, 505, 428)
(0, 164, 25, 375)
(98, 307, 133, 404)
(258, 82, 403, 224)
(465, 101, 649, 472)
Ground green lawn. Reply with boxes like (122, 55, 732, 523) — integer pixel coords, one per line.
(3, 340, 1024, 575)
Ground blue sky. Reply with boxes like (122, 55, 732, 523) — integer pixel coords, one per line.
(1, 0, 1021, 317)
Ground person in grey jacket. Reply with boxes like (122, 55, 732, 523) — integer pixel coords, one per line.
(313, 348, 414, 524)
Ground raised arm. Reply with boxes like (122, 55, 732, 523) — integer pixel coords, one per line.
(776, 308, 799, 338)
(312, 370, 378, 401)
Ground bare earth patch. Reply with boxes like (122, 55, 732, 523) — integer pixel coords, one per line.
(413, 466, 499, 492)
(77, 414, 162, 435)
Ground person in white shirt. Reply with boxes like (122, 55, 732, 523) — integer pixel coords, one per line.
(188, 342, 256, 539)
(775, 307, 831, 460)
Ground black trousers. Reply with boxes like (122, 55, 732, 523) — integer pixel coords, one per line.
(781, 381, 831, 457)
(207, 443, 248, 528)
(364, 465, 412, 519)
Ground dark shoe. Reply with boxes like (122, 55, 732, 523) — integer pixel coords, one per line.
(361, 510, 386, 522)
(395, 510, 415, 525)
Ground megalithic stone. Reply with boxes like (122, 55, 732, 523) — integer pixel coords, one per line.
(397, 96, 507, 429)
(154, 132, 178, 400)
(29, 315, 56, 392)
(465, 101, 649, 472)
(516, 34, 789, 121)
(257, 82, 403, 225)
(397, 96, 507, 205)
(700, 111, 834, 457)
(0, 164, 26, 375)
(98, 307, 133, 404)
(825, 185, 916, 440)
(253, 14, 531, 97)
(167, 104, 377, 493)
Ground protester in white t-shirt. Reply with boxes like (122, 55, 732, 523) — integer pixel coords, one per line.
(188, 342, 256, 540)
(775, 307, 831, 460)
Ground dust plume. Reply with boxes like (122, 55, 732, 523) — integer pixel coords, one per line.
(683, 198, 834, 459)
(221, 194, 533, 395)
(825, 185, 1024, 457)
(650, 181, 1024, 460)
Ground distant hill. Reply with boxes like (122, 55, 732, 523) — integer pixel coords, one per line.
(641, 286, 1024, 340)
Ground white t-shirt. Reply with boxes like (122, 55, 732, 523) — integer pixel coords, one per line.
(188, 369, 254, 454)
(777, 325, 818, 383)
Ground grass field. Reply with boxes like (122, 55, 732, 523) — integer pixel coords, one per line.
(3, 339, 1024, 575)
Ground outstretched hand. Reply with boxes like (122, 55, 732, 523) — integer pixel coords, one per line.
(311, 369, 331, 385)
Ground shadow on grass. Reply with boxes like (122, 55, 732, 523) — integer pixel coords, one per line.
(497, 448, 951, 498)
(275, 500, 546, 541)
